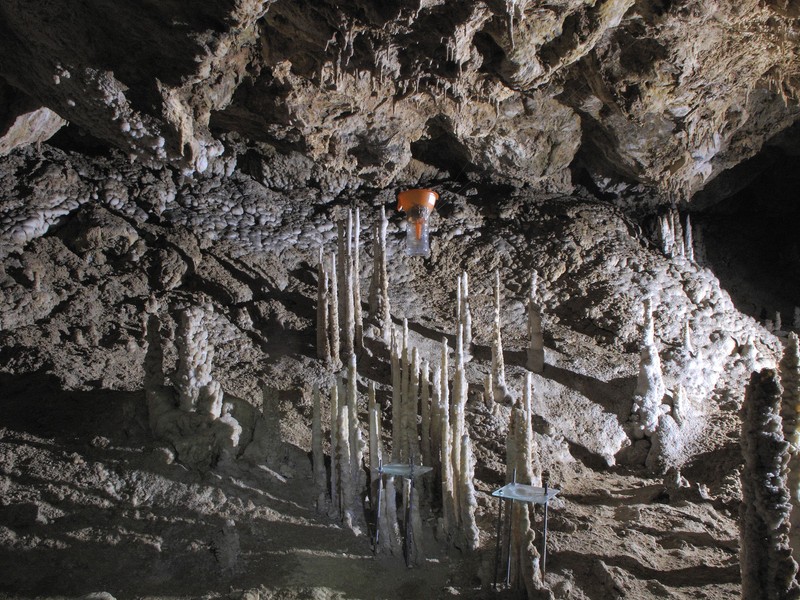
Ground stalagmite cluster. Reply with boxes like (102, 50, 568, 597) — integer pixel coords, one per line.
(629, 298, 666, 439)
(143, 304, 244, 467)
(316, 209, 365, 365)
(739, 369, 800, 599)
(655, 208, 694, 262)
(504, 373, 544, 596)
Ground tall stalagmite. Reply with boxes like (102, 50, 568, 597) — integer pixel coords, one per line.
(780, 333, 800, 566)
(368, 206, 391, 343)
(492, 270, 507, 398)
(740, 369, 800, 600)
(527, 271, 545, 374)
(312, 384, 328, 513)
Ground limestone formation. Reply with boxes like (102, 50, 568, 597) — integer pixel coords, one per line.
(328, 252, 340, 366)
(684, 214, 695, 263)
(740, 369, 800, 600)
(456, 272, 473, 356)
(353, 209, 363, 351)
(174, 305, 217, 415)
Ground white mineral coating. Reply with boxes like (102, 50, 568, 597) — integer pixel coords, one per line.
(461, 272, 472, 352)
(520, 373, 542, 488)
(780, 333, 800, 565)
(328, 252, 340, 367)
(197, 380, 223, 420)
(740, 369, 799, 600)
(316, 248, 330, 362)
(368, 382, 383, 501)
(312, 384, 328, 513)
(484, 372, 495, 411)
(458, 434, 479, 552)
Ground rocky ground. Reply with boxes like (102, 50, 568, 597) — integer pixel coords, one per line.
(0, 143, 785, 599)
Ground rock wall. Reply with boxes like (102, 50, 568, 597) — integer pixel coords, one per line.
(1, 0, 798, 199)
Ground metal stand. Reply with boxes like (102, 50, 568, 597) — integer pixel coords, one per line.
(371, 457, 432, 568)
(491, 477, 560, 590)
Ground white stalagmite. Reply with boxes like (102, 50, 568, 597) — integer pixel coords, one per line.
(780, 333, 800, 566)
(776, 311, 783, 333)
(684, 214, 695, 262)
(328, 252, 340, 366)
(420, 360, 431, 470)
(337, 211, 356, 357)
(391, 327, 403, 460)
(316, 247, 330, 362)
(461, 272, 472, 352)
(673, 208, 685, 260)
(683, 318, 694, 355)
(527, 271, 545, 374)
(329, 380, 340, 518)
(368, 382, 382, 488)
(484, 372, 495, 411)
(492, 270, 507, 397)
(459, 434, 480, 551)
(430, 366, 442, 476)
(353, 208, 363, 350)
(451, 324, 468, 519)
(631, 297, 665, 438)
(346, 353, 363, 489)
(378, 475, 402, 556)
(405, 347, 421, 463)
(506, 374, 543, 593)
(312, 384, 328, 513)
(439, 337, 454, 536)
(740, 369, 799, 599)
(174, 305, 214, 413)
(368, 205, 392, 343)
(336, 396, 357, 530)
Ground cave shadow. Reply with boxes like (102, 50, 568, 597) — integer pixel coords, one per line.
(541, 364, 635, 420)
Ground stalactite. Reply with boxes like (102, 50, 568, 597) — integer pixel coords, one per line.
(740, 369, 799, 599)
(312, 384, 328, 513)
(316, 247, 331, 362)
(527, 272, 545, 374)
(492, 270, 507, 398)
(328, 252, 340, 366)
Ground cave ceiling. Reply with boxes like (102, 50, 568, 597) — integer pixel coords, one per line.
(1, 0, 800, 203)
